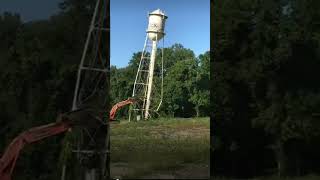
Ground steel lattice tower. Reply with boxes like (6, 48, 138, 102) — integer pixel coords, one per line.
(129, 9, 167, 121)
(61, 0, 110, 180)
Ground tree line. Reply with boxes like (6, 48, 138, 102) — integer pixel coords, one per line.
(0, 0, 209, 179)
(110, 44, 210, 119)
(213, 0, 320, 178)
(0, 0, 98, 179)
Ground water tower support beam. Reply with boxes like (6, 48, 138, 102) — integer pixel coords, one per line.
(144, 40, 157, 119)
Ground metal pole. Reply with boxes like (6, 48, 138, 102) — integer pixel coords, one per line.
(132, 35, 148, 97)
(144, 40, 157, 119)
(72, 0, 101, 111)
(62, 1, 101, 180)
(129, 35, 148, 122)
(61, 164, 66, 180)
(156, 37, 164, 111)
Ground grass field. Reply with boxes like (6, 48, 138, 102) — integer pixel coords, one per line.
(110, 117, 210, 179)
(253, 175, 320, 180)
(213, 175, 320, 180)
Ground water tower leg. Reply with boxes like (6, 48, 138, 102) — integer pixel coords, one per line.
(144, 40, 157, 119)
(61, 165, 66, 180)
(85, 169, 96, 180)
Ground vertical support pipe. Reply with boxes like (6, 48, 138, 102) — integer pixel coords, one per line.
(144, 40, 157, 119)
(61, 165, 66, 180)
(156, 37, 164, 111)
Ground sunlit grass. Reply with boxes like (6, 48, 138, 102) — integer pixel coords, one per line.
(110, 117, 210, 178)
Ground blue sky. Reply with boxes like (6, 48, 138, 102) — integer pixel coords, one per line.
(111, 0, 210, 68)
(0, 0, 61, 22)
(0, 0, 210, 68)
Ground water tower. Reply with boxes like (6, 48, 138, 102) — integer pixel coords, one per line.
(129, 9, 168, 121)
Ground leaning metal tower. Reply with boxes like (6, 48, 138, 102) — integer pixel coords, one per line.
(129, 9, 168, 121)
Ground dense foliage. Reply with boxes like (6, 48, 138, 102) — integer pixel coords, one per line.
(213, 0, 320, 178)
(110, 44, 210, 118)
(0, 1, 209, 180)
(0, 0, 97, 179)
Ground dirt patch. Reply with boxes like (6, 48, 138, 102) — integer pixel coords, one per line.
(139, 174, 176, 179)
(111, 163, 209, 179)
(173, 128, 210, 139)
(146, 126, 209, 139)
(111, 162, 134, 178)
(139, 163, 210, 179)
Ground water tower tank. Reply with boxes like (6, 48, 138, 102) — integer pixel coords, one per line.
(147, 9, 168, 41)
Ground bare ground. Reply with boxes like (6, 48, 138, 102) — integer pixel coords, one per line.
(111, 162, 209, 179)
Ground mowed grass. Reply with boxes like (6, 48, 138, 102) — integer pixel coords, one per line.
(253, 175, 320, 180)
(213, 174, 320, 180)
(110, 117, 210, 179)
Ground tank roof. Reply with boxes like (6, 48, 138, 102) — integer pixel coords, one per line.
(149, 9, 168, 19)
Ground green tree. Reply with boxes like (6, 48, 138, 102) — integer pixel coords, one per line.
(162, 57, 198, 117)
(190, 51, 210, 117)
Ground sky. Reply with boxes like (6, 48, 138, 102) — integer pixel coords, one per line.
(0, 0, 61, 22)
(0, 0, 210, 68)
(111, 0, 210, 68)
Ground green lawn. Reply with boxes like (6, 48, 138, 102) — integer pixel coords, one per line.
(110, 117, 210, 179)
(213, 175, 320, 180)
(253, 175, 320, 180)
